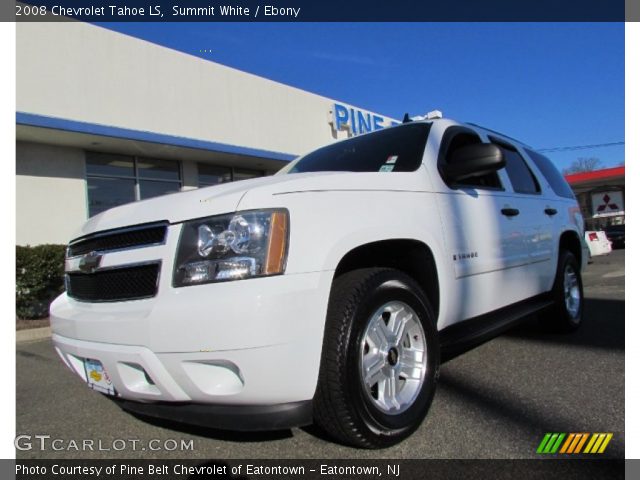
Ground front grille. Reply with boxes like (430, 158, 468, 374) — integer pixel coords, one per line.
(66, 263, 160, 302)
(68, 223, 167, 257)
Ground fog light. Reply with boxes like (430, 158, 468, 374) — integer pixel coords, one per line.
(214, 258, 256, 280)
(182, 261, 213, 283)
(181, 258, 257, 284)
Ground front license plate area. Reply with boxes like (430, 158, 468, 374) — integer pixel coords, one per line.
(84, 358, 115, 396)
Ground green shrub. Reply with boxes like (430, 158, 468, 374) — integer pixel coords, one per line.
(16, 244, 66, 320)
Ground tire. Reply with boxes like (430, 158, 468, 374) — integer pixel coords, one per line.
(313, 268, 439, 448)
(540, 250, 584, 332)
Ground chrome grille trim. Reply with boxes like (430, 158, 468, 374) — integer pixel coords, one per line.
(67, 222, 168, 257)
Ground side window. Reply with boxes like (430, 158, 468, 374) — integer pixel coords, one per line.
(490, 138, 540, 194)
(438, 128, 502, 189)
(524, 148, 575, 199)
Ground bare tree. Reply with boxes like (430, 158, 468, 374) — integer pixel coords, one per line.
(563, 157, 603, 175)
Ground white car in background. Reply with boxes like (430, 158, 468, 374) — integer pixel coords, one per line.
(51, 116, 587, 448)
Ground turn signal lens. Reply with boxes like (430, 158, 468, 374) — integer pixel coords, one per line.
(265, 211, 288, 275)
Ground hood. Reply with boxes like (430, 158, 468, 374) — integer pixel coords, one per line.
(75, 170, 428, 239)
(237, 169, 431, 210)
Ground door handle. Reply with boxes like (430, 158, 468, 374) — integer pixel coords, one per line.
(501, 208, 520, 217)
(544, 208, 558, 216)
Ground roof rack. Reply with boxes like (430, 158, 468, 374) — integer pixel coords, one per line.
(465, 122, 531, 148)
(403, 110, 443, 123)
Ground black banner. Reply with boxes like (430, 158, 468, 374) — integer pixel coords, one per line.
(9, 459, 624, 480)
(11, 0, 627, 22)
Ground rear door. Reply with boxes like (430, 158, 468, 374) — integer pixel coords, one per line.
(490, 138, 554, 296)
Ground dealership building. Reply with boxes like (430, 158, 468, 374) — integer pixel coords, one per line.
(565, 166, 625, 230)
(16, 21, 397, 246)
(17, 22, 624, 247)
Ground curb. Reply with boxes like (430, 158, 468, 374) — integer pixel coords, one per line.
(16, 326, 52, 343)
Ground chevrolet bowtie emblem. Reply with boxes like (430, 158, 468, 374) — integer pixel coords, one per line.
(78, 251, 102, 273)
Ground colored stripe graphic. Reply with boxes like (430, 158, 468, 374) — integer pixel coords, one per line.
(537, 433, 552, 453)
(559, 433, 575, 453)
(598, 433, 614, 453)
(584, 433, 614, 454)
(536, 433, 552, 453)
(586, 434, 604, 453)
(574, 433, 589, 453)
(543, 433, 559, 453)
(538, 433, 613, 454)
(564, 433, 587, 454)
(537, 433, 565, 454)
(550, 433, 565, 453)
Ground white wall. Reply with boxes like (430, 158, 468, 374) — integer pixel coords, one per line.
(17, 22, 395, 157)
(15, 22, 397, 246)
(16, 142, 87, 245)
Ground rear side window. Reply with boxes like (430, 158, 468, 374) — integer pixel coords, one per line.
(524, 148, 575, 199)
(490, 139, 540, 194)
(286, 123, 430, 174)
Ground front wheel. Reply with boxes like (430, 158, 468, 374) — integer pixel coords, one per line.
(313, 268, 439, 448)
(541, 250, 584, 332)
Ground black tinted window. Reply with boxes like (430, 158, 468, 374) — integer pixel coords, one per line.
(524, 148, 575, 199)
(137, 157, 181, 181)
(491, 140, 539, 194)
(198, 164, 232, 186)
(287, 123, 430, 174)
(86, 152, 134, 178)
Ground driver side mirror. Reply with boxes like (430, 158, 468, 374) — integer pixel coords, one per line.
(442, 144, 505, 183)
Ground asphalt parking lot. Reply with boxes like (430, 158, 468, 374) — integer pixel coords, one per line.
(16, 250, 624, 459)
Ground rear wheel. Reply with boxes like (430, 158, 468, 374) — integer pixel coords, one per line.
(541, 250, 583, 332)
(313, 268, 439, 448)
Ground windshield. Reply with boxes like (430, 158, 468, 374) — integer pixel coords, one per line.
(279, 123, 431, 175)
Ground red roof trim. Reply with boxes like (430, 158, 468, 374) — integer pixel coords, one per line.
(564, 166, 625, 185)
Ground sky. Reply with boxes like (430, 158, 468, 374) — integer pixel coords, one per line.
(96, 22, 624, 171)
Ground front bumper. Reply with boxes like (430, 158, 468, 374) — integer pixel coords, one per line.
(51, 269, 334, 409)
(115, 398, 313, 431)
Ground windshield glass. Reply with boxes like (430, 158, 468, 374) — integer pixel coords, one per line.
(280, 123, 431, 174)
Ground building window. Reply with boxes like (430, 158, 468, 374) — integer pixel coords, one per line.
(137, 157, 182, 200)
(86, 152, 181, 217)
(198, 164, 232, 187)
(198, 163, 264, 187)
(232, 168, 264, 181)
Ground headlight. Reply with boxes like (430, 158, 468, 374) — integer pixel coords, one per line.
(173, 209, 289, 287)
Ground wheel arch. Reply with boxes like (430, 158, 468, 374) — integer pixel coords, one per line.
(333, 239, 440, 321)
(559, 230, 583, 267)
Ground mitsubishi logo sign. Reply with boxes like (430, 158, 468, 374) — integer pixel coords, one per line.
(592, 191, 624, 218)
(597, 194, 619, 212)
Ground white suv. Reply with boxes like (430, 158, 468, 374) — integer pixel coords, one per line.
(51, 117, 587, 448)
